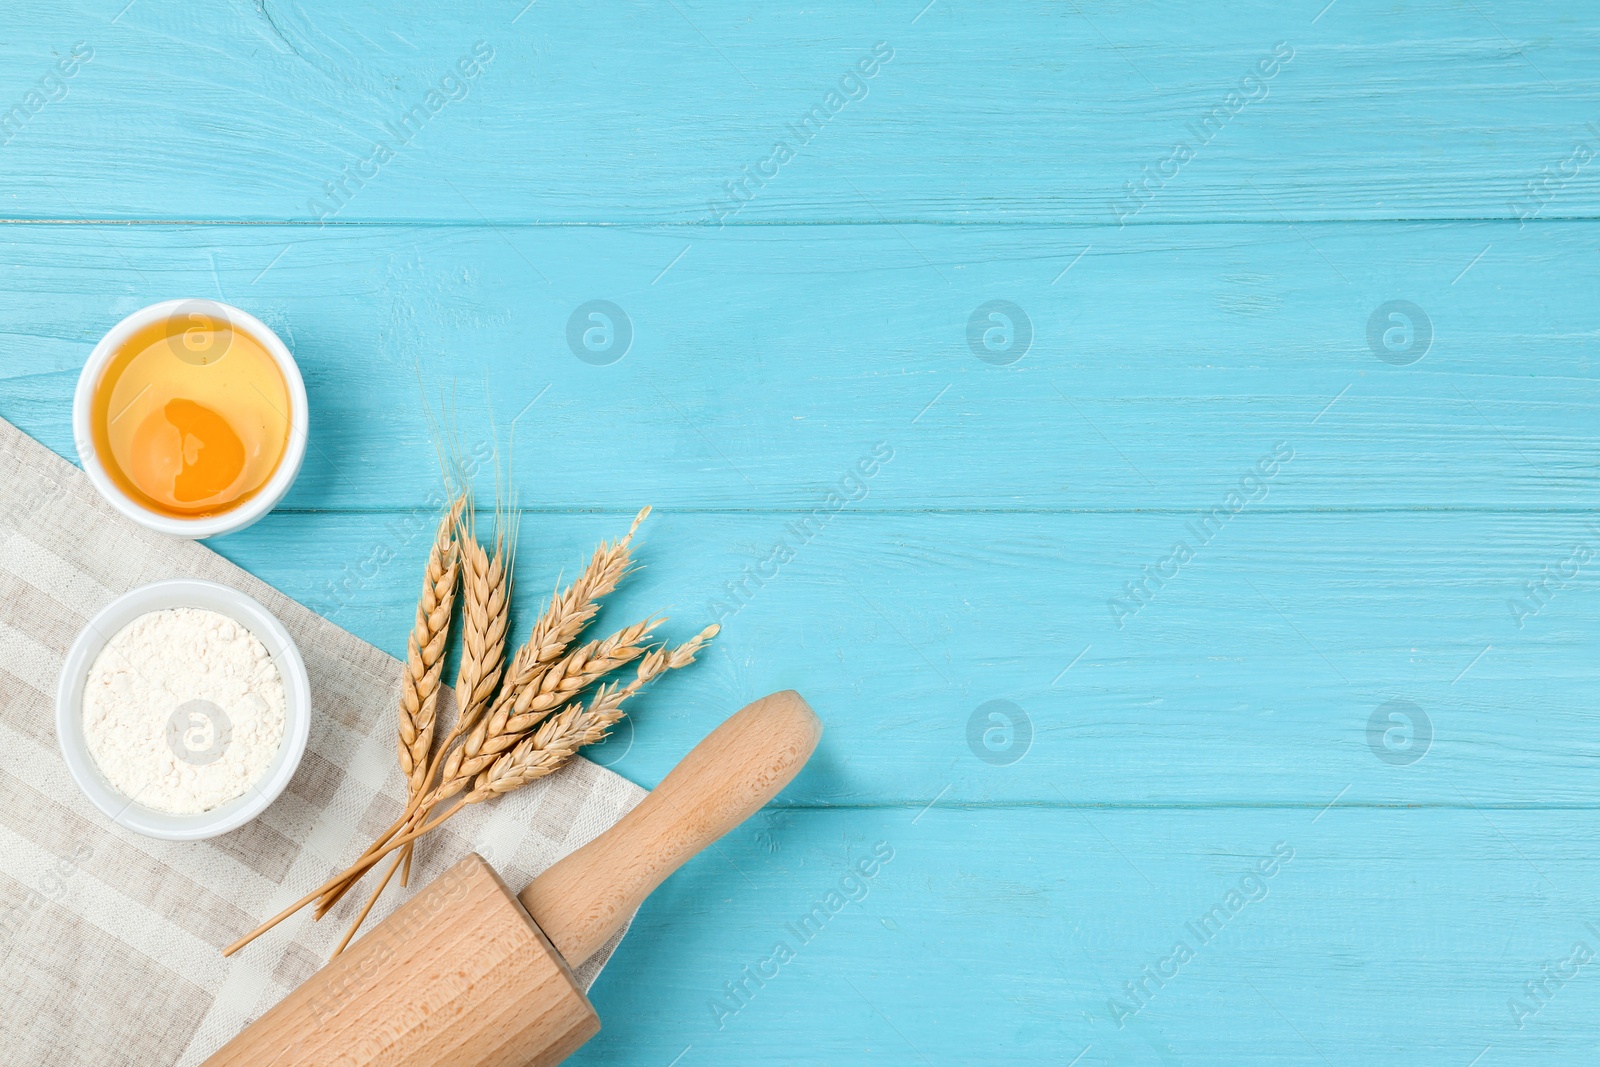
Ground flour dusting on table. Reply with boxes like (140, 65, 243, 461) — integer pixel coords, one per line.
(82, 607, 286, 814)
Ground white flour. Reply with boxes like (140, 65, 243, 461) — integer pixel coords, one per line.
(82, 607, 286, 815)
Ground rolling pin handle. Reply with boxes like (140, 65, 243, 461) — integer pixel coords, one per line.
(519, 689, 821, 966)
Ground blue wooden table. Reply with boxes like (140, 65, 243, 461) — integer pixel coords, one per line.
(4, 2, 1599, 1063)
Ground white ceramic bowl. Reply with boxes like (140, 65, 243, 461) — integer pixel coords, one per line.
(73, 299, 308, 540)
(55, 579, 311, 841)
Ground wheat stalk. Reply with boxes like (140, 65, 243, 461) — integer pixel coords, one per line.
(319, 514, 651, 915)
(396, 497, 465, 795)
(223, 507, 721, 962)
(399, 506, 508, 887)
(432, 617, 661, 803)
(317, 497, 466, 913)
(470, 625, 718, 799)
(326, 625, 716, 958)
(320, 507, 646, 913)
(392, 496, 467, 891)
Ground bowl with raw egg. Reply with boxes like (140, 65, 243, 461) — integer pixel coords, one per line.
(73, 299, 308, 539)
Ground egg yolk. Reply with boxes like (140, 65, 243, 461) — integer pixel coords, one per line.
(89, 316, 291, 519)
(128, 399, 248, 505)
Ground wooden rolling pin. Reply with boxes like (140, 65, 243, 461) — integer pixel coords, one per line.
(206, 690, 821, 1067)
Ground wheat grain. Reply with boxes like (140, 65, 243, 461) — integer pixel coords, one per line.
(452, 510, 511, 737)
(431, 617, 661, 802)
(484, 505, 647, 722)
(470, 624, 718, 799)
(396, 497, 465, 795)
(397, 502, 506, 889)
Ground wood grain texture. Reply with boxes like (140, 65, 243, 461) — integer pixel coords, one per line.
(1, 2, 1598, 223)
(575, 806, 1600, 1065)
(0, 221, 1596, 511)
(209, 510, 1600, 808)
(1, 1, 1597, 1064)
(210, 695, 817, 1065)
(204, 854, 597, 1067)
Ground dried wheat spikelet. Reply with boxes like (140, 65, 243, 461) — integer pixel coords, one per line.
(463, 506, 648, 761)
(327, 515, 652, 911)
(452, 509, 511, 735)
(516, 506, 648, 680)
(470, 625, 718, 799)
(395, 496, 466, 795)
(328, 511, 648, 911)
(398, 500, 508, 887)
(432, 617, 661, 803)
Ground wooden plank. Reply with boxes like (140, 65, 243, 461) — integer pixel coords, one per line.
(573, 806, 1600, 1066)
(209, 509, 1600, 808)
(0, 2, 1596, 223)
(1, 221, 1596, 511)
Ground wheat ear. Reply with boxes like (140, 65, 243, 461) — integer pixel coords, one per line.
(331, 623, 714, 958)
(453, 511, 512, 733)
(395, 507, 509, 887)
(470, 624, 719, 799)
(322, 510, 649, 915)
(476, 505, 648, 736)
(396, 497, 465, 795)
(431, 617, 662, 802)
(228, 508, 713, 961)
(320, 511, 636, 913)
(525, 506, 649, 663)
(316, 497, 465, 914)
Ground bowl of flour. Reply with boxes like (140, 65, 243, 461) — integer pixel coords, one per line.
(55, 578, 311, 841)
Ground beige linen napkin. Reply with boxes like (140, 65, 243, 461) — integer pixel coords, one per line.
(0, 416, 644, 1066)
